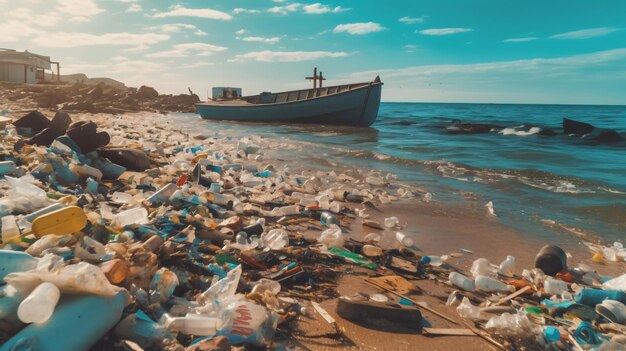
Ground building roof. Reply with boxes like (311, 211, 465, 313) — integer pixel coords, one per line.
(0, 49, 52, 70)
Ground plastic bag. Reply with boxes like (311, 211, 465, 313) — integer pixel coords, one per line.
(456, 297, 482, 320)
(199, 265, 242, 306)
(25, 234, 71, 257)
(603, 273, 626, 291)
(0, 176, 50, 216)
(260, 229, 288, 250)
(216, 300, 279, 346)
(317, 227, 344, 248)
(5, 259, 121, 297)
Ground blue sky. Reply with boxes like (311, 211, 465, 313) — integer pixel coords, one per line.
(1, 0, 625, 104)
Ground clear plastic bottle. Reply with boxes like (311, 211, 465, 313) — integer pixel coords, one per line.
(475, 275, 515, 293)
(498, 255, 516, 276)
(18, 282, 61, 324)
(112, 191, 133, 204)
(395, 232, 414, 247)
(320, 211, 339, 227)
(449, 272, 476, 291)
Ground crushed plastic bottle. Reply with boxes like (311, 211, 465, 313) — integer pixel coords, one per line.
(318, 227, 344, 248)
(449, 272, 476, 291)
(544, 277, 569, 295)
(260, 229, 289, 250)
(456, 297, 481, 320)
(395, 231, 413, 247)
(475, 275, 515, 293)
(471, 258, 494, 278)
(383, 216, 399, 228)
(498, 255, 517, 276)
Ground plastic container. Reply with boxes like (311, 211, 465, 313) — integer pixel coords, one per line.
(17, 282, 61, 324)
(475, 275, 515, 292)
(147, 183, 179, 204)
(260, 229, 289, 250)
(498, 255, 516, 276)
(395, 232, 414, 247)
(111, 191, 133, 204)
(574, 289, 626, 306)
(449, 272, 476, 291)
(111, 207, 149, 227)
(535, 244, 567, 276)
(544, 326, 561, 343)
(544, 278, 569, 295)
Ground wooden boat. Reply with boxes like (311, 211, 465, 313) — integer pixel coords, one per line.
(195, 69, 382, 127)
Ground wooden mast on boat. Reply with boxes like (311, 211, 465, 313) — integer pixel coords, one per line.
(306, 67, 326, 89)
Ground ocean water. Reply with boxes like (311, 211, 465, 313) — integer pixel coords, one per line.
(173, 102, 626, 243)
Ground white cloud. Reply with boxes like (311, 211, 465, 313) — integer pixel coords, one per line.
(194, 29, 207, 36)
(146, 43, 227, 58)
(398, 16, 424, 24)
(182, 62, 214, 68)
(404, 44, 417, 52)
(240, 36, 281, 44)
(152, 23, 196, 33)
(126, 4, 142, 13)
(419, 28, 473, 36)
(268, 4, 301, 15)
(333, 22, 385, 35)
(236, 29, 246, 35)
(233, 8, 261, 14)
(8, 8, 61, 27)
(30, 32, 170, 48)
(550, 27, 621, 39)
(229, 50, 349, 62)
(56, 0, 105, 22)
(149, 5, 232, 20)
(503, 37, 537, 43)
(111, 55, 128, 62)
(123, 44, 151, 53)
(108, 60, 166, 74)
(302, 3, 348, 14)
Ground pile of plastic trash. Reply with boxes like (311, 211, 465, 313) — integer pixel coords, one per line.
(1, 111, 625, 351)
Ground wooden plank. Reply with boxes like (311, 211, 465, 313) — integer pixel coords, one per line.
(493, 285, 531, 306)
(423, 328, 476, 336)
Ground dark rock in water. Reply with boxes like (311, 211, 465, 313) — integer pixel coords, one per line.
(446, 121, 502, 134)
(538, 128, 557, 136)
(582, 129, 623, 143)
(12, 111, 51, 134)
(66, 121, 110, 153)
(98, 147, 151, 171)
(563, 118, 594, 135)
(136, 85, 159, 99)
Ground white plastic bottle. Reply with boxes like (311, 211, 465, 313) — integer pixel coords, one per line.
(111, 207, 149, 227)
(449, 272, 476, 291)
(395, 232, 414, 247)
(498, 255, 517, 276)
(475, 275, 515, 293)
(18, 282, 61, 324)
(422, 256, 444, 266)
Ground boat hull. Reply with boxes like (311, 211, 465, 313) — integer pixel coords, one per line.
(195, 82, 382, 127)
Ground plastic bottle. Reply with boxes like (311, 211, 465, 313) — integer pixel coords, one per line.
(574, 289, 626, 306)
(535, 244, 567, 276)
(498, 255, 516, 276)
(544, 277, 569, 295)
(320, 211, 340, 227)
(395, 232, 414, 247)
(421, 256, 444, 266)
(475, 275, 515, 292)
(279, 205, 300, 216)
(449, 272, 476, 291)
(260, 229, 289, 250)
(361, 245, 383, 257)
(165, 314, 220, 335)
(17, 282, 61, 324)
(111, 207, 149, 227)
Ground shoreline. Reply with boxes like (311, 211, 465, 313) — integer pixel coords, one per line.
(1, 102, 625, 350)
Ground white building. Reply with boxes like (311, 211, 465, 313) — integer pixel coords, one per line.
(0, 49, 60, 84)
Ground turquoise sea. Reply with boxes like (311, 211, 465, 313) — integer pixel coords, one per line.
(175, 102, 626, 243)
